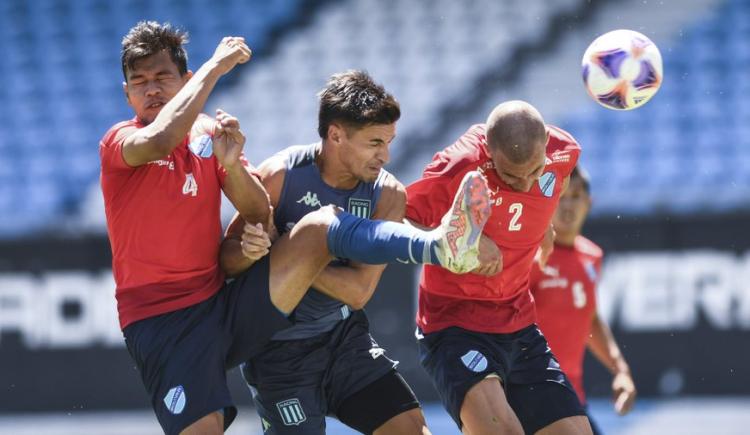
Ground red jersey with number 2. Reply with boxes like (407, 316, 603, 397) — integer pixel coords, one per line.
(100, 115, 235, 330)
(530, 236, 603, 403)
(406, 124, 580, 334)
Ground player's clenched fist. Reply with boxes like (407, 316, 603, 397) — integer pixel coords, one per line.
(210, 36, 251, 76)
(472, 234, 503, 276)
(240, 222, 271, 261)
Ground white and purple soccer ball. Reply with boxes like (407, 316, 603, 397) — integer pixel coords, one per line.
(582, 29, 663, 110)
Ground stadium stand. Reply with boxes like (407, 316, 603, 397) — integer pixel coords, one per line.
(0, 0, 307, 237)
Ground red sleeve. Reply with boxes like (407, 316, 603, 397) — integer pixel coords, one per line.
(99, 123, 137, 172)
(405, 175, 455, 227)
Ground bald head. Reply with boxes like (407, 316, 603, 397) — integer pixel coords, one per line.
(485, 100, 547, 164)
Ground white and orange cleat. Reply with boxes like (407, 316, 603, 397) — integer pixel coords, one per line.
(433, 170, 492, 274)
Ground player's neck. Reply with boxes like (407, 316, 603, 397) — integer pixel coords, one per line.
(317, 142, 359, 190)
(554, 232, 578, 247)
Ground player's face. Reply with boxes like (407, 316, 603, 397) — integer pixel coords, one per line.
(339, 123, 396, 182)
(493, 144, 547, 192)
(552, 177, 591, 236)
(123, 50, 192, 125)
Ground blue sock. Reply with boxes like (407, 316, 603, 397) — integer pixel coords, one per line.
(326, 211, 440, 265)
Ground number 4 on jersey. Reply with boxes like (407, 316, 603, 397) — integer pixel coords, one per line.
(182, 173, 198, 197)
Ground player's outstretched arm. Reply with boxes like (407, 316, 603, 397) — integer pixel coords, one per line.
(311, 178, 407, 310)
(219, 155, 285, 277)
(587, 312, 637, 415)
(122, 37, 251, 167)
(212, 109, 271, 226)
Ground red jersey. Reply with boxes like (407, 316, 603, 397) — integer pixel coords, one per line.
(100, 116, 235, 329)
(530, 236, 602, 403)
(406, 124, 580, 334)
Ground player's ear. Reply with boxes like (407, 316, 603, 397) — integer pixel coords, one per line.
(123, 82, 132, 105)
(182, 70, 193, 84)
(328, 123, 343, 145)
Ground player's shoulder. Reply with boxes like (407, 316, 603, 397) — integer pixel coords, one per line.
(100, 118, 140, 146)
(377, 169, 406, 196)
(544, 124, 581, 176)
(277, 143, 319, 170)
(424, 124, 487, 178)
(574, 235, 603, 259)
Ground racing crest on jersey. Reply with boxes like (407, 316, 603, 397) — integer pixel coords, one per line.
(277, 398, 306, 426)
(348, 198, 371, 218)
(538, 172, 556, 197)
(188, 134, 214, 158)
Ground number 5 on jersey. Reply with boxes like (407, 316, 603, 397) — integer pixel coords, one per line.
(182, 173, 198, 197)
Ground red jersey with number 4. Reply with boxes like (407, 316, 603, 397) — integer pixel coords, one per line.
(406, 124, 580, 334)
(100, 115, 234, 329)
(530, 236, 603, 403)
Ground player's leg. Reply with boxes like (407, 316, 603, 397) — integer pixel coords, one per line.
(417, 327, 521, 435)
(505, 325, 591, 435)
(326, 311, 428, 434)
(241, 337, 330, 435)
(123, 294, 239, 435)
(534, 416, 592, 435)
(268, 169, 492, 313)
(180, 412, 223, 435)
(460, 377, 523, 435)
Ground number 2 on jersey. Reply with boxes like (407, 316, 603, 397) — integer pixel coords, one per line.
(508, 203, 523, 231)
(182, 173, 198, 197)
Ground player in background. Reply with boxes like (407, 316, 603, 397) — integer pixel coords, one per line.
(101, 21, 492, 435)
(407, 100, 593, 435)
(531, 166, 636, 435)
(221, 70, 430, 434)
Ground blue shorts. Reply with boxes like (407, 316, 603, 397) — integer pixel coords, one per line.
(241, 310, 417, 434)
(418, 324, 586, 434)
(123, 255, 291, 435)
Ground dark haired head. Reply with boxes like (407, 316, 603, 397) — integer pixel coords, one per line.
(121, 21, 189, 81)
(570, 165, 591, 194)
(317, 70, 401, 139)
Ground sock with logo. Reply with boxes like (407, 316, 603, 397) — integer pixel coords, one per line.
(326, 211, 440, 265)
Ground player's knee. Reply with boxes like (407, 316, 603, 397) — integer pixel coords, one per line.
(295, 205, 337, 234)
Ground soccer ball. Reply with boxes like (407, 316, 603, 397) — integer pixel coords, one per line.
(582, 29, 663, 110)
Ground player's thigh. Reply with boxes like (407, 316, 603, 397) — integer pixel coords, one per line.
(222, 255, 292, 367)
(373, 407, 429, 435)
(336, 369, 423, 435)
(460, 377, 523, 435)
(534, 415, 592, 435)
(123, 300, 237, 435)
(267, 207, 336, 313)
(417, 327, 510, 430)
(180, 411, 223, 435)
(505, 326, 587, 434)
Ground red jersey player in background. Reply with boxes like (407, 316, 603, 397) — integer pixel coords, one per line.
(531, 166, 636, 435)
(407, 101, 593, 435)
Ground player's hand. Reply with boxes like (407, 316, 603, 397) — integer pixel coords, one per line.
(538, 224, 556, 268)
(471, 234, 503, 276)
(212, 109, 245, 170)
(612, 371, 637, 416)
(210, 36, 251, 76)
(241, 222, 271, 261)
